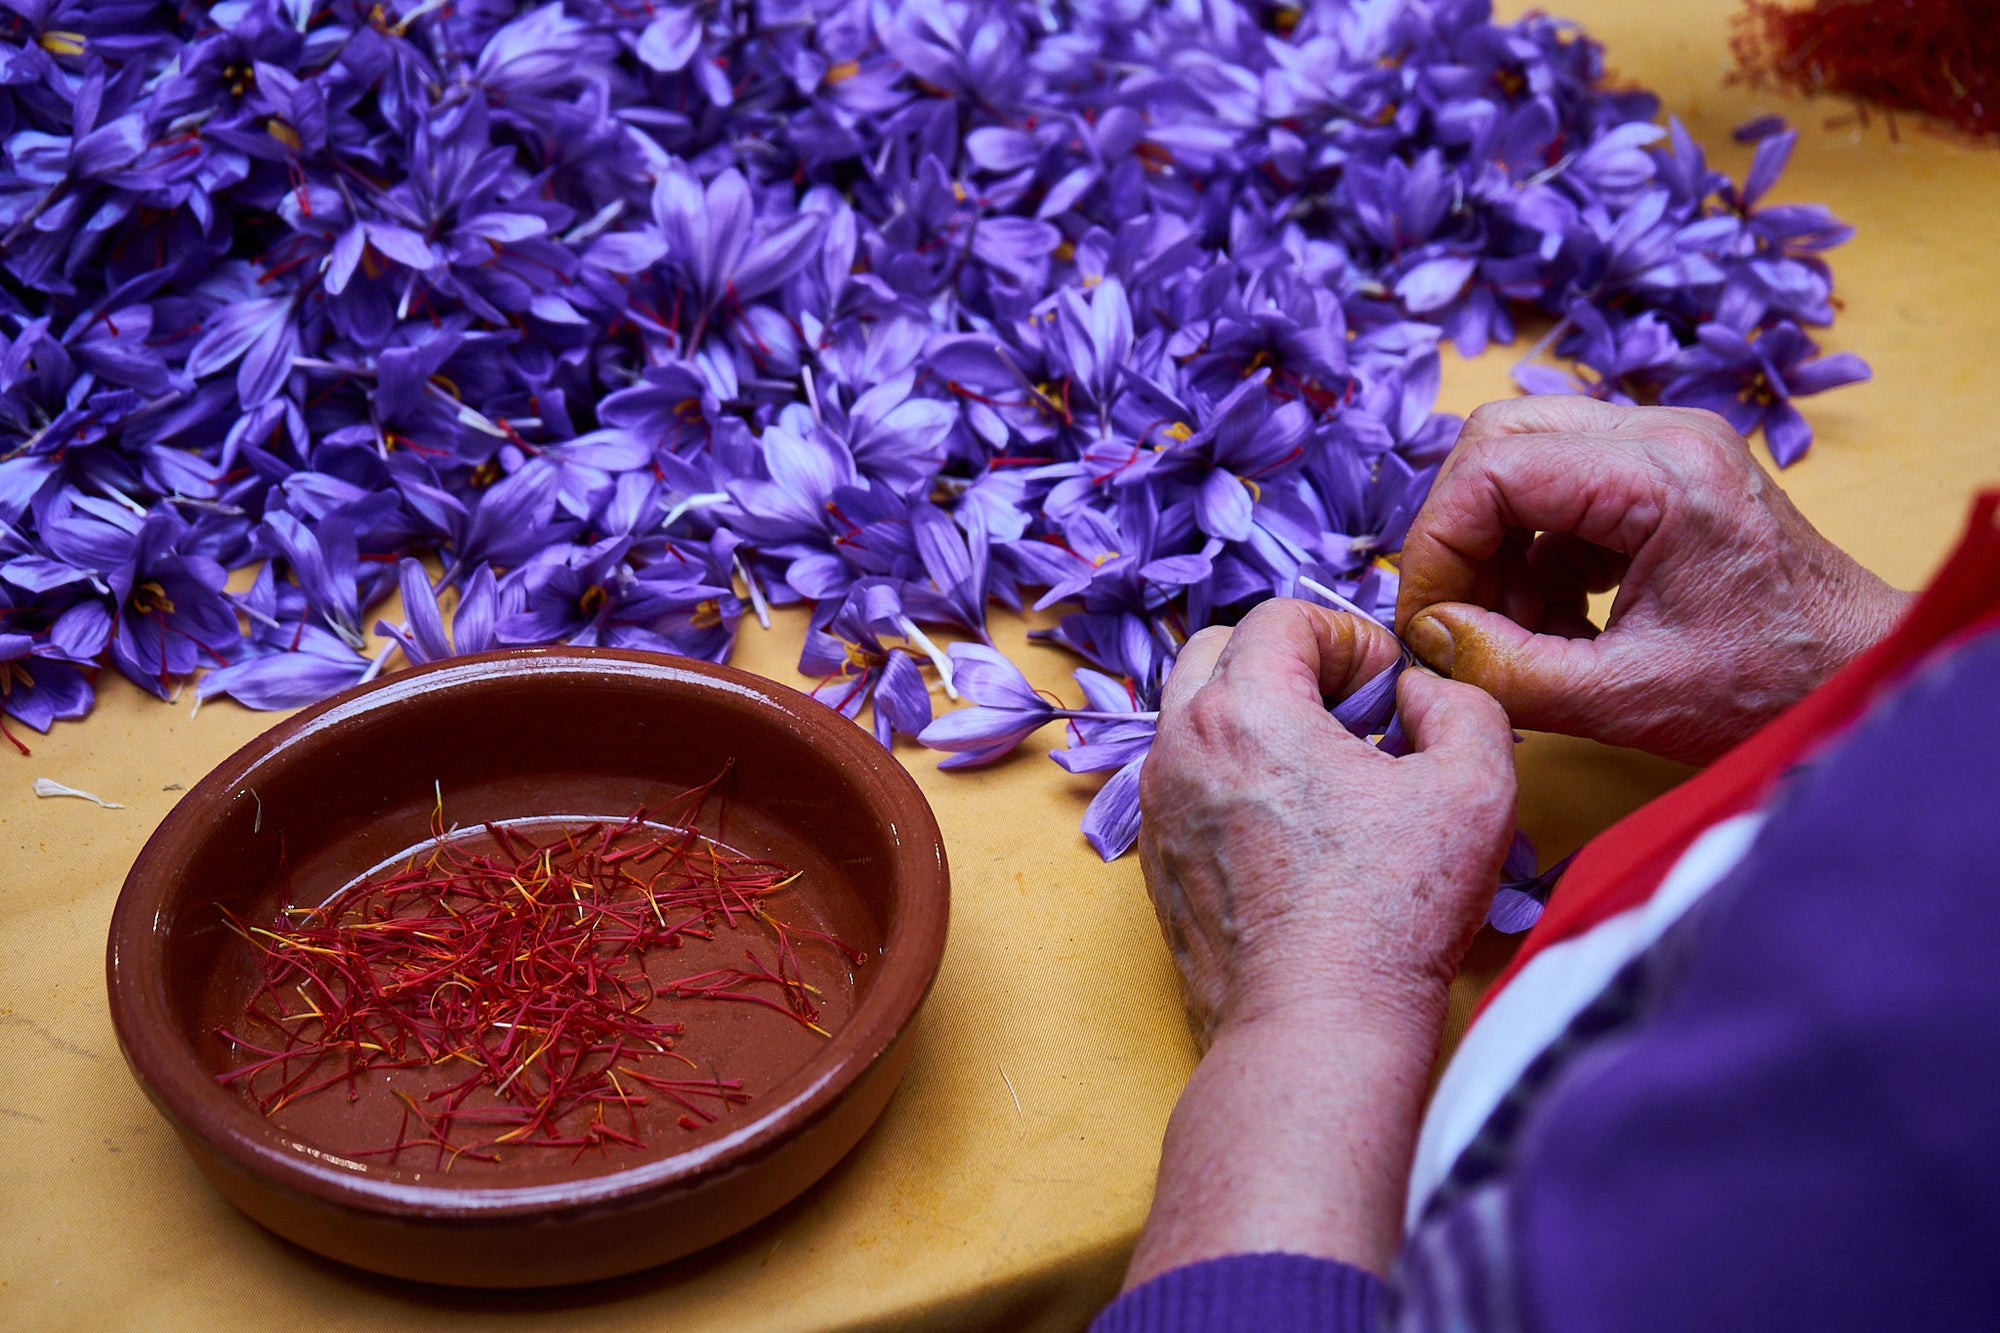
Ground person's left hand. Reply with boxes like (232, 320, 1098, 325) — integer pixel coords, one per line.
(1140, 598, 1519, 1047)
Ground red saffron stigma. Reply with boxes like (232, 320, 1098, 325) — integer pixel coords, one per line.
(1734, 0, 2000, 139)
(213, 769, 858, 1168)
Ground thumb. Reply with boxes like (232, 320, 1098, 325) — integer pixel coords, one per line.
(1395, 664, 1515, 779)
(1404, 602, 1610, 735)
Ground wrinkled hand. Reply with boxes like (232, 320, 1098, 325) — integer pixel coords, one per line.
(1139, 599, 1518, 1048)
(1395, 397, 1908, 765)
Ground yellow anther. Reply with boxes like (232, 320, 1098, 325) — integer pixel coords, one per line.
(129, 581, 177, 615)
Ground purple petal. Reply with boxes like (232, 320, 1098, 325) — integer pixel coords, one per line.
(1138, 553, 1213, 587)
(1501, 829, 1539, 882)
(1513, 364, 1584, 396)
(197, 648, 368, 710)
(637, 8, 703, 71)
(873, 651, 934, 740)
(1764, 401, 1813, 468)
(396, 558, 452, 663)
(1080, 756, 1145, 861)
(185, 295, 292, 383)
(1395, 254, 1477, 314)
(42, 600, 110, 663)
(1051, 728, 1153, 773)
(453, 565, 499, 655)
(1485, 887, 1546, 934)
(970, 217, 1060, 283)
(734, 212, 822, 301)
(364, 222, 441, 272)
(966, 127, 1040, 172)
(1072, 667, 1135, 716)
(947, 642, 1047, 711)
(918, 704, 1047, 761)
(1331, 659, 1405, 736)
(1196, 468, 1255, 542)
(1786, 351, 1871, 397)
(1741, 130, 1797, 209)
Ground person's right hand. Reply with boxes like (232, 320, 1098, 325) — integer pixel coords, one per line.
(1394, 397, 1909, 766)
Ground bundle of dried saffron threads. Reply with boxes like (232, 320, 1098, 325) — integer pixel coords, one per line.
(214, 784, 864, 1168)
(1735, 0, 2000, 139)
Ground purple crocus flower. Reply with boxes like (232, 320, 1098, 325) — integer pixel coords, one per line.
(1051, 667, 1159, 860)
(801, 580, 935, 746)
(651, 162, 823, 348)
(916, 643, 1059, 769)
(375, 558, 501, 666)
(1661, 321, 1871, 466)
(920, 642, 1160, 784)
(494, 538, 641, 647)
(1487, 836, 1578, 934)
(0, 597, 96, 752)
(1515, 304, 1678, 404)
(184, 267, 300, 410)
(22, 497, 236, 699)
(257, 511, 370, 650)
(619, 550, 744, 661)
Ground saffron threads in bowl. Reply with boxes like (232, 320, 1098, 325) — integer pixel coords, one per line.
(213, 775, 865, 1169)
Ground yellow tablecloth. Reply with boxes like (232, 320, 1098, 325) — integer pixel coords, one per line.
(3, 2, 1997, 1328)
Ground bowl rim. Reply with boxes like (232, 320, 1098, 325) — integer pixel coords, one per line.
(106, 646, 949, 1221)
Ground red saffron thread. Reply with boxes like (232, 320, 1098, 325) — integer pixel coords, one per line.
(214, 770, 858, 1168)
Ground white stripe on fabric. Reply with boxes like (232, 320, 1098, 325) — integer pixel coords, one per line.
(1403, 812, 1769, 1233)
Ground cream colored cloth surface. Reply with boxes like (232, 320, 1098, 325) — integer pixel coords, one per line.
(2, 2, 1996, 1328)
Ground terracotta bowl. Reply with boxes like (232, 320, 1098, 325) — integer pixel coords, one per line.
(106, 648, 949, 1288)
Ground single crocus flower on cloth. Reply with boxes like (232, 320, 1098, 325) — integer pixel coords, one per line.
(919, 643, 1159, 857)
(1661, 320, 1871, 466)
(917, 641, 1155, 764)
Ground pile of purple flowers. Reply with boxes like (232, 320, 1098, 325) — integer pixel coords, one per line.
(1, 2, 1865, 889)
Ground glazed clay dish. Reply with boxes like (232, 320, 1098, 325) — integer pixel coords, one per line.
(106, 648, 949, 1288)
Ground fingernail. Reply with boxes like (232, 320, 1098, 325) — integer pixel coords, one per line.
(1406, 613, 1455, 677)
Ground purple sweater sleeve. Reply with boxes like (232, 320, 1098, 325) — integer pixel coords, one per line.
(1091, 1253, 1382, 1333)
